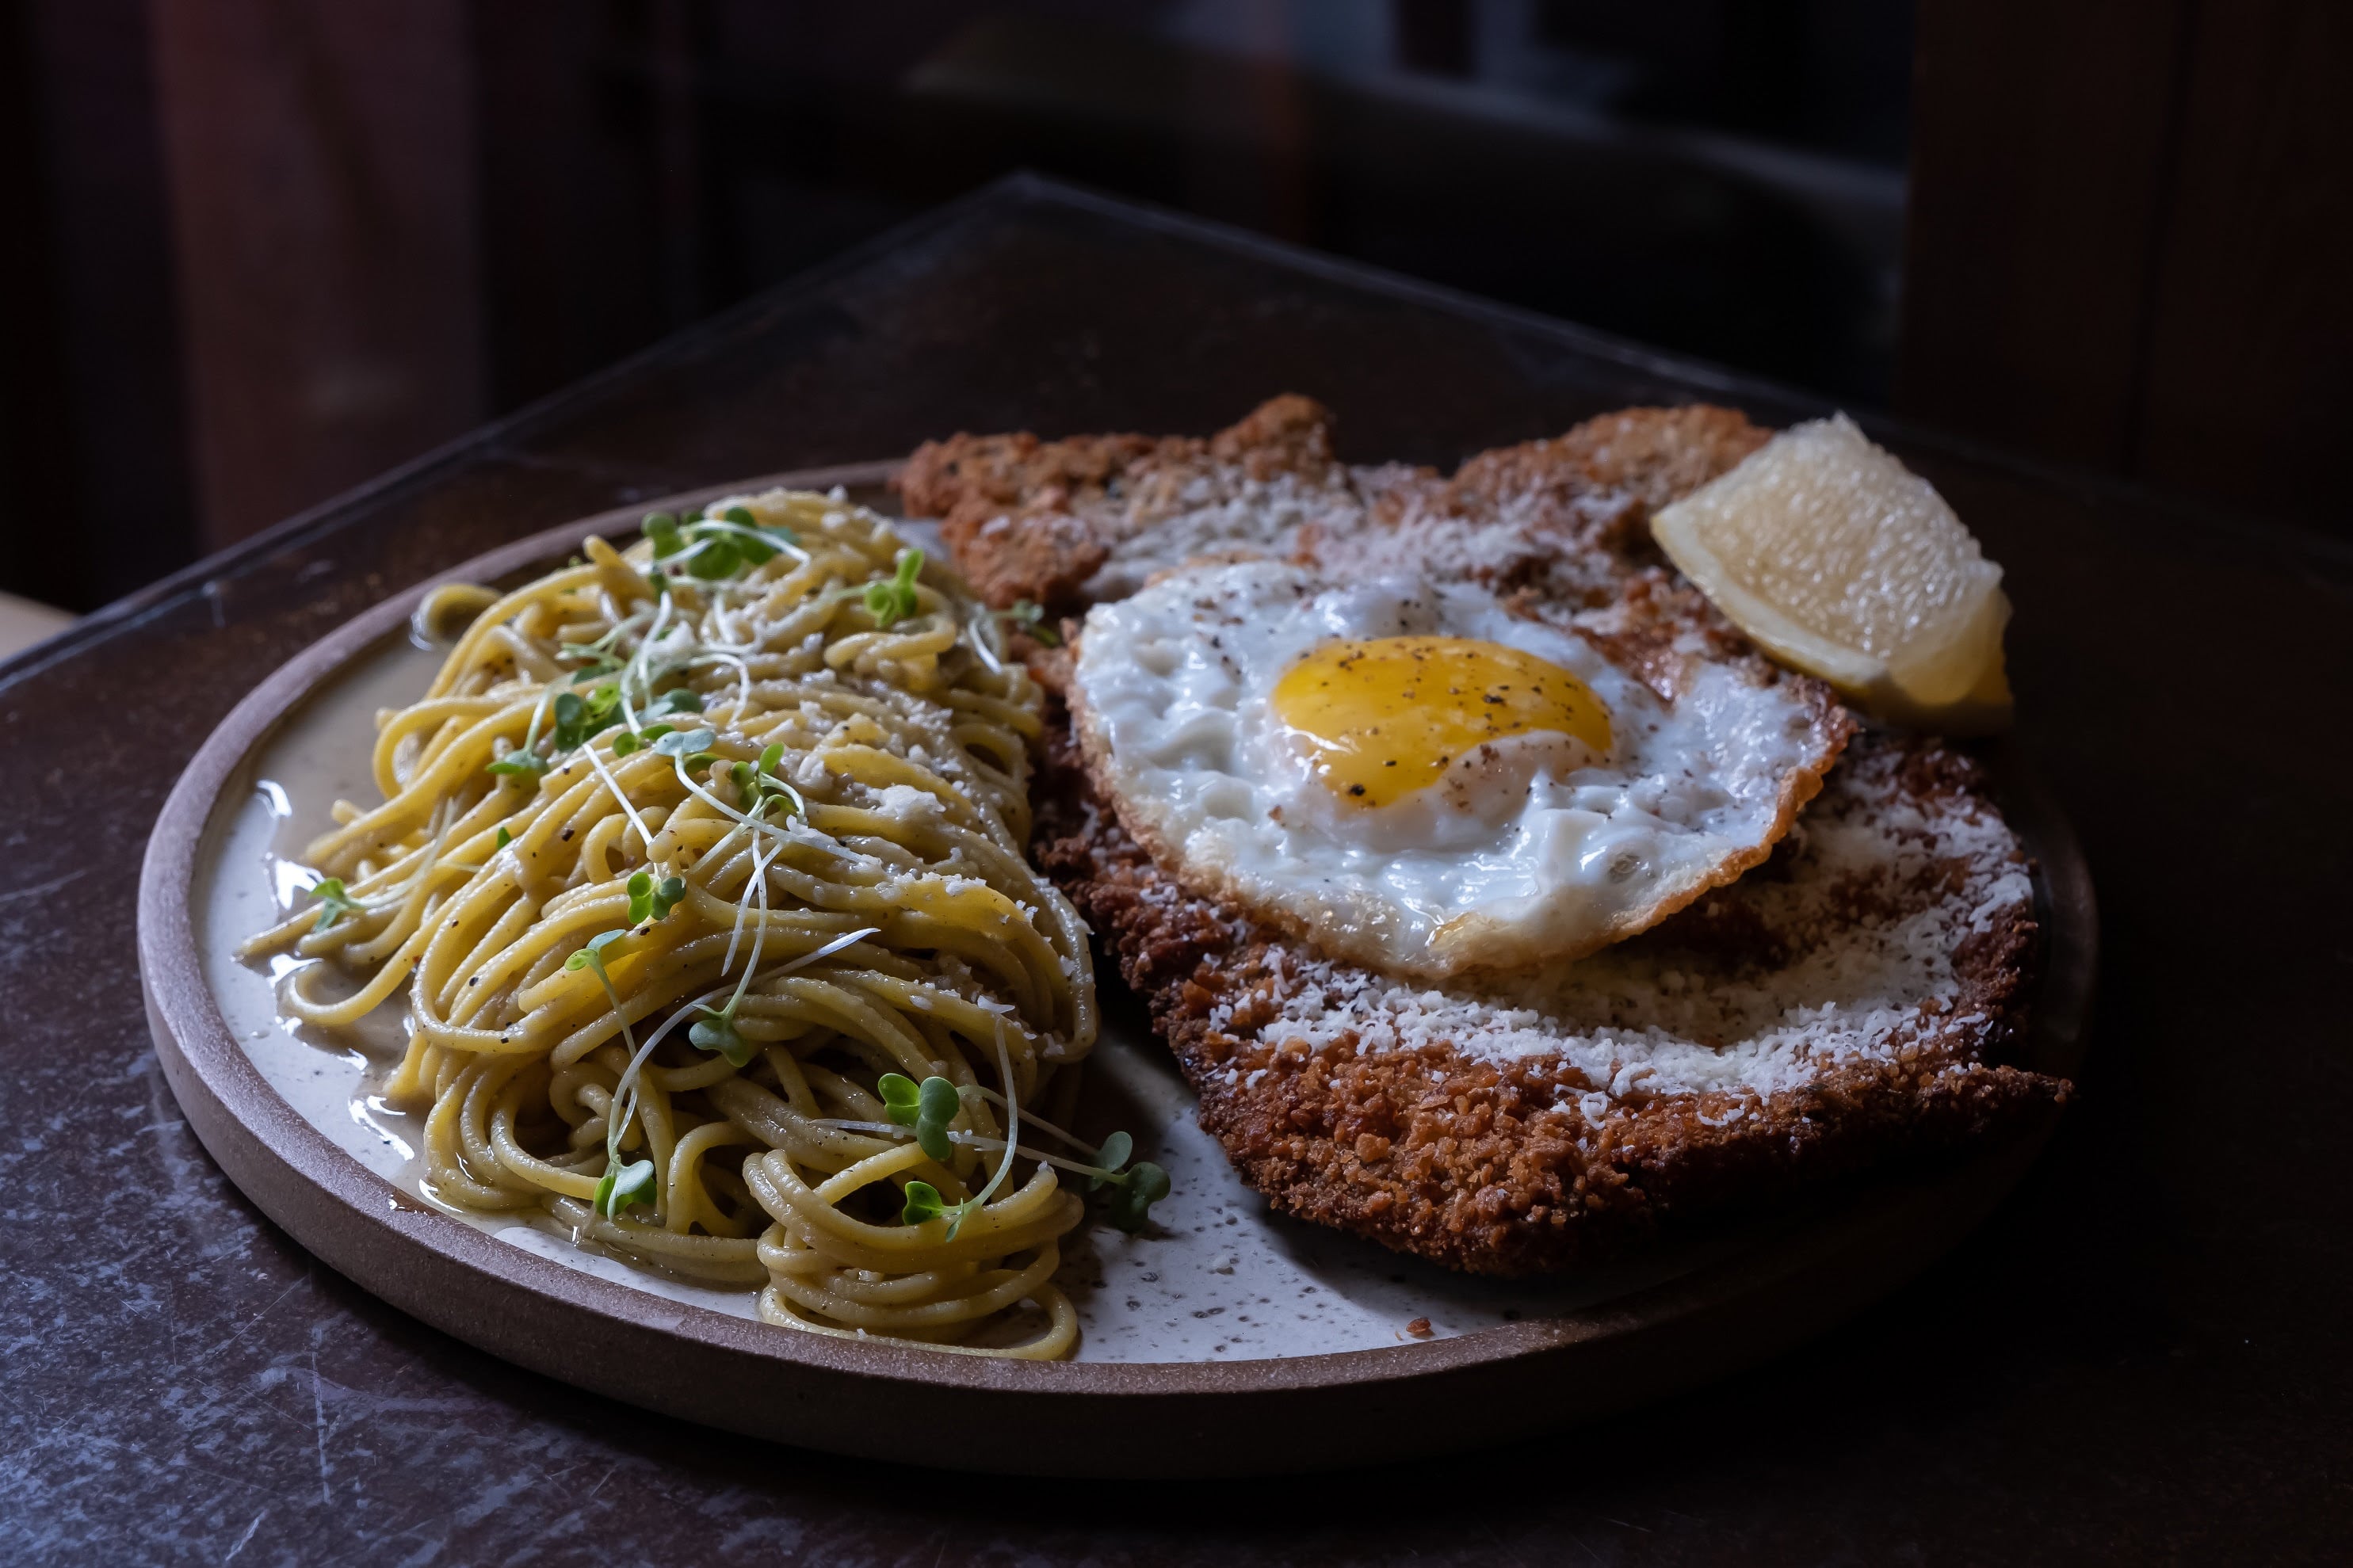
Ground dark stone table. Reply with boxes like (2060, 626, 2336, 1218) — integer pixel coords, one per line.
(6, 176, 2347, 1565)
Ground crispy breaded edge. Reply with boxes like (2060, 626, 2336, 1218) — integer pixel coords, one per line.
(900, 395, 1774, 615)
(897, 395, 1343, 612)
(920, 397, 2065, 1274)
(1066, 639, 1855, 981)
(1037, 731, 2068, 1276)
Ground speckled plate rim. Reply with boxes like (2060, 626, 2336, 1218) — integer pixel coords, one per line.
(139, 462, 2098, 1478)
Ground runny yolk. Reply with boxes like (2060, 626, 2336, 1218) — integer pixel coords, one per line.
(1270, 635, 1613, 808)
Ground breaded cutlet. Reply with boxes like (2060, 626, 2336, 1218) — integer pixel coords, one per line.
(899, 399, 2071, 1275)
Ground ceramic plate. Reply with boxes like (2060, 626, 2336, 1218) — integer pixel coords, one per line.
(140, 464, 2096, 1476)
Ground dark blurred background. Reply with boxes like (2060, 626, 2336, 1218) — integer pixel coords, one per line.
(2, 0, 2346, 620)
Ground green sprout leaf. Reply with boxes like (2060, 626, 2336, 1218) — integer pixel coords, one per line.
(997, 599, 1061, 647)
(495, 826, 512, 850)
(616, 722, 676, 757)
(652, 727, 716, 759)
(900, 1180, 946, 1226)
(896, 1179, 980, 1239)
(724, 507, 777, 564)
(563, 928, 628, 975)
(727, 740, 803, 820)
(688, 537, 741, 580)
(687, 1013, 754, 1068)
(915, 1074, 961, 1164)
(627, 872, 686, 925)
(307, 876, 364, 933)
(550, 691, 583, 740)
(1087, 1130, 1134, 1192)
(1103, 1161, 1171, 1234)
(878, 1073, 921, 1126)
(595, 1158, 657, 1218)
(646, 687, 702, 717)
(864, 549, 924, 628)
(644, 512, 683, 559)
(550, 683, 622, 752)
(487, 747, 548, 779)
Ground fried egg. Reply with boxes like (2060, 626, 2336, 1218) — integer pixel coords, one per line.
(1071, 559, 1841, 978)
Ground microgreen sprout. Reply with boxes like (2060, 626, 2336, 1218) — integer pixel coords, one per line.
(995, 598, 1060, 647)
(877, 1071, 922, 1126)
(595, 1158, 657, 1217)
(880, 1073, 979, 1233)
(491, 670, 674, 780)
(906, 1018, 1026, 1242)
(729, 741, 805, 820)
(715, 506, 794, 566)
(647, 506, 796, 582)
(864, 549, 924, 628)
(1087, 1130, 1133, 1191)
(876, 1052, 1171, 1235)
(307, 876, 365, 933)
(559, 647, 625, 680)
(564, 929, 656, 1219)
(564, 927, 628, 978)
(687, 536, 741, 580)
(495, 826, 511, 849)
(556, 613, 641, 677)
(877, 1073, 964, 1163)
(549, 683, 624, 751)
(652, 726, 720, 773)
(1101, 1161, 1172, 1234)
(1038, 1123, 1170, 1233)
(686, 1009, 753, 1068)
(626, 871, 686, 925)
(900, 1180, 948, 1226)
(688, 921, 877, 1071)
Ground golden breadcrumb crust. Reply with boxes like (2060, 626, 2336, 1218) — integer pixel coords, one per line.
(1037, 729, 2062, 1274)
(902, 396, 2070, 1274)
(899, 394, 1339, 612)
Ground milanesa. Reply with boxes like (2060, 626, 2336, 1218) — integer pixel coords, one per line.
(900, 397, 2069, 1274)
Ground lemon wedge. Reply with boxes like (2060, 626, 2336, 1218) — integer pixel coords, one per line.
(1650, 414, 2012, 734)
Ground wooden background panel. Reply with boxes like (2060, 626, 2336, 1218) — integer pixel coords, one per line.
(1898, 0, 2191, 469)
(0, 1, 80, 605)
(8, 0, 2349, 611)
(150, 0, 487, 547)
(1901, 0, 2352, 538)
(469, 0, 678, 413)
(2133, 0, 2353, 526)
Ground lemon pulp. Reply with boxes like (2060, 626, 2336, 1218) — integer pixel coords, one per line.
(1651, 414, 2011, 732)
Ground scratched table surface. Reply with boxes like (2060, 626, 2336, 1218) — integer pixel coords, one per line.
(6, 177, 2348, 1566)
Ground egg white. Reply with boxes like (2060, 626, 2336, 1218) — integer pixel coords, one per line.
(1071, 559, 1836, 979)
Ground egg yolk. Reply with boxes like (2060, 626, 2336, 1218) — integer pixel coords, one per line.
(1270, 635, 1613, 807)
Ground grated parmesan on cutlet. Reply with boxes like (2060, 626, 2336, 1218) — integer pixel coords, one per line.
(901, 395, 2071, 1276)
(1205, 741, 2033, 1107)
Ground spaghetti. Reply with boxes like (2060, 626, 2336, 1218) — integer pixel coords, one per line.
(241, 489, 1158, 1359)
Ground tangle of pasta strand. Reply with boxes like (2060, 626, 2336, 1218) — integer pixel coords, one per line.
(243, 488, 1097, 1357)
